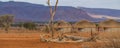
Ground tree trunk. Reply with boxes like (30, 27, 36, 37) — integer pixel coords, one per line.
(47, 0, 59, 38)
(49, 16, 54, 38)
(5, 24, 9, 33)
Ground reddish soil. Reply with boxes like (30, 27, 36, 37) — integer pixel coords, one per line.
(0, 30, 105, 48)
(0, 40, 85, 48)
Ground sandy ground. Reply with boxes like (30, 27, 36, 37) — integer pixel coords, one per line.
(0, 40, 85, 48)
(0, 30, 107, 48)
(0, 33, 84, 48)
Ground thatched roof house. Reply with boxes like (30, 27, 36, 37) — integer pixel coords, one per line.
(74, 20, 96, 28)
(54, 20, 72, 32)
(73, 20, 96, 32)
(54, 20, 71, 28)
(99, 19, 120, 32)
(99, 19, 120, 28)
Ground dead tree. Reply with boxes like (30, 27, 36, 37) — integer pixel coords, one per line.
(47, 0, 59, 38)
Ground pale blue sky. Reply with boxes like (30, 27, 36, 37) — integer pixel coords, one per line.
(0, 0, 120, 10)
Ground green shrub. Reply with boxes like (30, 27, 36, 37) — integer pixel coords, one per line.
(23, 22, 36, 30)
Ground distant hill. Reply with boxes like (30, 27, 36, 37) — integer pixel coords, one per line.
(0, 1, 95, 22)
(80, 7, 120, 17)
(80, 7, 120, 21)
(0, 1, 120, 22)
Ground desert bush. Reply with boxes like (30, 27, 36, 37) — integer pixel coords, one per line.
(23, 22, 37, 30)
(17, 22, 24, 28)
(96, 32, 120, 48)
(41, 25, 50, 32)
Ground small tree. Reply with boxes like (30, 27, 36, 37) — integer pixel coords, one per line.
(0, 14, 14, 33)
(47, 0, 59, 38)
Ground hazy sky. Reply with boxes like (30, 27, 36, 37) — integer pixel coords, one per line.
(0, 0, 120, 10)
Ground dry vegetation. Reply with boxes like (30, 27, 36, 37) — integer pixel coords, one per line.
(98, 32, 120, 48)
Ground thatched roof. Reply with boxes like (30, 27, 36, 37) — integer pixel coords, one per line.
(74, 20, 96, 28)
(99, 19, 120, 27)
(54, 20, 71, 28)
